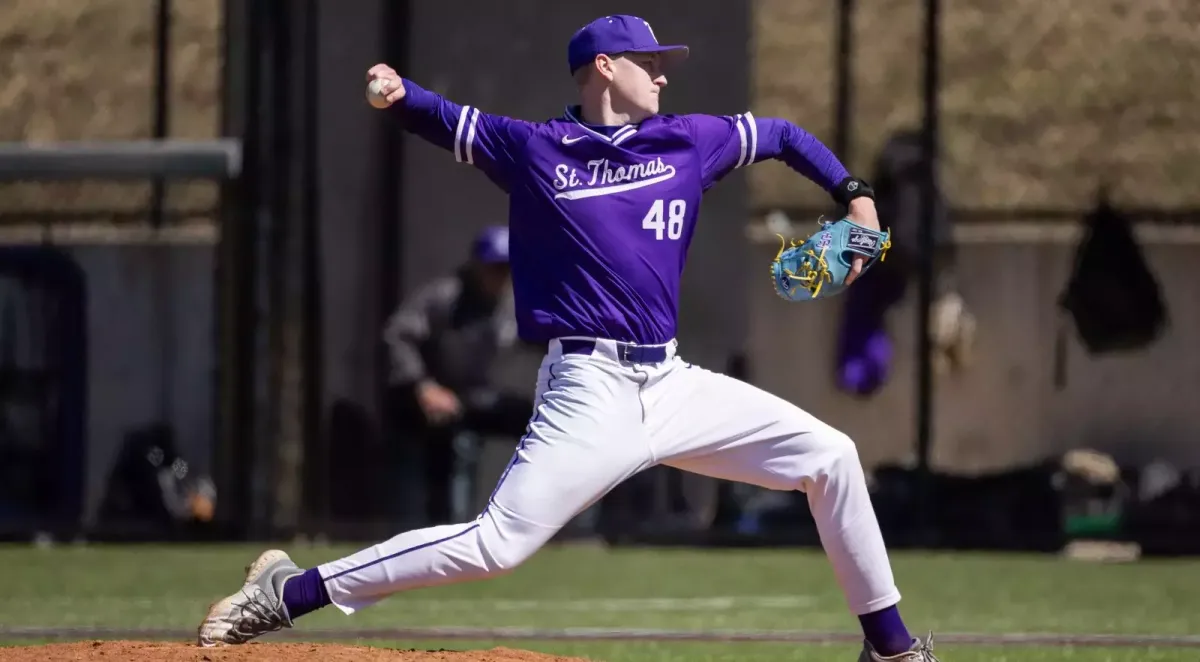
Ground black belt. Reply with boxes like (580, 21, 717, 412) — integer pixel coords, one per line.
(559, 338, 669, 364)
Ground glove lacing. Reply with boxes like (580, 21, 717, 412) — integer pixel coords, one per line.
(774, 234, 833, 298)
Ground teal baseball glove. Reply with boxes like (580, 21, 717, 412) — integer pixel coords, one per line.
(770, 218, 891, 301)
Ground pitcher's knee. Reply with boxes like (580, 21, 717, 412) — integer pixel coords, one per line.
(473, 508, 555, 577)
(476, 533, 537, 576)
(790, 426, 865, 490)
(816, 426, 864, 484)
(820, 427, 859, 460)
(821, 429, 864, 478)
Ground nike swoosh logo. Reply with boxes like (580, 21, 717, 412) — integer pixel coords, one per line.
(561, 135, 586, 145)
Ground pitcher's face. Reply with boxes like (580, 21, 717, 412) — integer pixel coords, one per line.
(608, 52, 666, 119)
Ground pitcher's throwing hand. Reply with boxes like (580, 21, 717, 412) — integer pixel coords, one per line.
(366, 64, 405, 106)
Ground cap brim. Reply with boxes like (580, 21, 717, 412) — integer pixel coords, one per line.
(629, 44, 689, 69)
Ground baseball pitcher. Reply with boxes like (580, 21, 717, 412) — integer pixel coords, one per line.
(199, 15, 937, 661)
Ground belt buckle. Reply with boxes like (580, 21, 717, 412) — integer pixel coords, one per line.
(619, 343, 632, 362)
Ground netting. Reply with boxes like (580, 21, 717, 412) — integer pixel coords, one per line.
(750, 0, 1200, 212)
(0, 0, 222, 227)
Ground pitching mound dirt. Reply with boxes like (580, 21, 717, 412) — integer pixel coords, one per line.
(0, 641, 592, 662)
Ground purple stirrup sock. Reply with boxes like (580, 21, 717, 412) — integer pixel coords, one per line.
(281, 567, 331, 620)
(858, 605, 913, 656)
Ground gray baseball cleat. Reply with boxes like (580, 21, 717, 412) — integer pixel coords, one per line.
(858, 632, 941, 661)
(197, 549, 303, 646)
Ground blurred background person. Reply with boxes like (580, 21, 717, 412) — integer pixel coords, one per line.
(382, 226, 534, 526)
(835, 129, 976, 398)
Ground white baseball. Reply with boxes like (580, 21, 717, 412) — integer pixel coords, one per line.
(366, 78, 391, 109)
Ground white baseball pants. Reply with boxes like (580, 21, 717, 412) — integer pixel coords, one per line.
(318, 338, 902, 616)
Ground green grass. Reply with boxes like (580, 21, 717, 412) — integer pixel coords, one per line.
(1, 542, 1198, 660)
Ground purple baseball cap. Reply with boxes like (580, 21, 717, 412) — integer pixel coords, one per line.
(567, 15, 689, 75)
(472, 226, 509, 264)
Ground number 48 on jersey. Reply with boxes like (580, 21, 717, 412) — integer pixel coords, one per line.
(642, 199, 687, 241)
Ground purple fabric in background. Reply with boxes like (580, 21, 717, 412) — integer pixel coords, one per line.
(836, 262, 907, 396)
(836, 128, 952, 396)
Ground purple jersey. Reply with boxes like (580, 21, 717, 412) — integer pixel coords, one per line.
(395, 80, 850, 345)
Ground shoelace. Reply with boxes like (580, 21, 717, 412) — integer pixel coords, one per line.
(914, 632, 940, 661)
(228, 588, 287, 643)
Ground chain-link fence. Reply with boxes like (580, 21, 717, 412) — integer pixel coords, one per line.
(0, 0, 222, 231)
(940, 0, 1200, 212)
(750, 0, 1200, 216)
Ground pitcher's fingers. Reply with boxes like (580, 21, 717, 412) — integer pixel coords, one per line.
(844, 257, 865, 286)
(366, 64, 394, 80)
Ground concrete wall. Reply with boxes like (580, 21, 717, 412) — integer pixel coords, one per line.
(74, 244, 215, 525)
(74, 243, 215, 525)
(0, 239, 215, 527)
